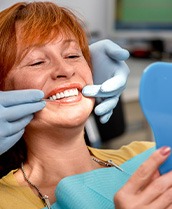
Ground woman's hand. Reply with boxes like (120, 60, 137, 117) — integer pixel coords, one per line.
(114, 146, 172, 209)
(82, 39, 130, 123)
(0, 90, 45, 155)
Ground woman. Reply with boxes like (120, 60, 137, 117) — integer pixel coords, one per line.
(0, 8, 130, 156)
(0, 2, 171, 209)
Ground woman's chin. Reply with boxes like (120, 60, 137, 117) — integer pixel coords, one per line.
(32, 101, 94, 129)
(31, 113, 90, 131)
(62, 113, 90, 127)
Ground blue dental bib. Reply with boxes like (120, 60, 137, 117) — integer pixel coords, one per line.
(43, 147, 155, 209)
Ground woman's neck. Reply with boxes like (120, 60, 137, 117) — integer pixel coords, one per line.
(21, 125, 98, 182)
(15, 125, 101, 204)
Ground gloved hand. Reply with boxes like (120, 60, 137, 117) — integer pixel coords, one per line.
(82, 39, 130, 123)
(0, 89, 45, 155)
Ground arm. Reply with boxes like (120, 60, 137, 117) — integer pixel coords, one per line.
(82, 39, 130, 123)
(0, 89, 45, 154)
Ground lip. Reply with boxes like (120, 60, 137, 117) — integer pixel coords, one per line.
(45, 83, 83, 99)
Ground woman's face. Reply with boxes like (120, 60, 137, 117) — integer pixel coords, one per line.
(5, 31, 94, 129)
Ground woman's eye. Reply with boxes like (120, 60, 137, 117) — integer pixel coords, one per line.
(67, 55, 80, 59)
(30, 61, 44, 66)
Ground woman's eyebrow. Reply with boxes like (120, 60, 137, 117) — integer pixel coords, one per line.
(63, 38, 77, 44)
(62, 38, 79, 48)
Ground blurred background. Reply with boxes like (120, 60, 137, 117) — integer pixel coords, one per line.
(1, 0, 172, 149)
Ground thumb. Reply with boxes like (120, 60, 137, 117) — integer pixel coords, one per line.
(100, 75, 126, 93)
(104, 40, 130, 61)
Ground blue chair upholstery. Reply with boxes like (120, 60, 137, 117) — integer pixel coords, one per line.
(139, 62, 172, 174)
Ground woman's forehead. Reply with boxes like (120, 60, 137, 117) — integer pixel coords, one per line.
(15, 22, 79, 58)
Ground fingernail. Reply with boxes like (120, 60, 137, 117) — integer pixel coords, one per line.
(160, 146, 171, 156)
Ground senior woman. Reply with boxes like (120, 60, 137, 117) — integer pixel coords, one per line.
(0, 2, 172, 209)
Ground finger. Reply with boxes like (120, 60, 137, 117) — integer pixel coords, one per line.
(123, 147, 171, 194)
(149, 187, 172, 209)
(101, 76, 126, 93)
(100, 64, 129, 93)
(100, 75, 127, 93)
(82, 85, 117, 97)
(94, 97, 119, 116)
(166, 204, 172, 209)
(4, 101, 46, 121)
(149, 170, 160, 182)
(82, 85, 101, 97)
(140, 171, 172, 205)
(104, 40, 130, 61)
(0, 129, 24, 155)
(99, 111, 113, 124)
(2, 115, 33, 137)
(0, 89, 44, 107)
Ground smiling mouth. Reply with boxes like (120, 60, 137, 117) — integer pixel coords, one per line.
(48, 88, 79, 101)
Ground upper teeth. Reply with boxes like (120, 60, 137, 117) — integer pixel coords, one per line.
(49, 88, 79, 101)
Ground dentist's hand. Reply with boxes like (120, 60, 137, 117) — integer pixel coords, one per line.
(0, 90, 45, 155)
(82, 39, 130, 123)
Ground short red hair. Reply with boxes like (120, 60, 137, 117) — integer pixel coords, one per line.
(0, 1, 91, 89)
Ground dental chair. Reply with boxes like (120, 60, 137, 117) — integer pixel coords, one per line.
(139, 62, 172, 174)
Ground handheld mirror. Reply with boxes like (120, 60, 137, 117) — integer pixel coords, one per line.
(139, 62, 172, 174)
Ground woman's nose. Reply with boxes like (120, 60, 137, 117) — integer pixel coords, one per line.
(51, 59, 75, 80)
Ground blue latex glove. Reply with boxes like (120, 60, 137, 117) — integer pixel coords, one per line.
(82, 39, 130, 123)
(0, 90, 45, 155)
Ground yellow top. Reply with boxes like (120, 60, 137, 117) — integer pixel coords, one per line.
(0, 141, 154, 209)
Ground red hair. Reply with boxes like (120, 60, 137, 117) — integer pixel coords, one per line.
(0, 1, 91, 90)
